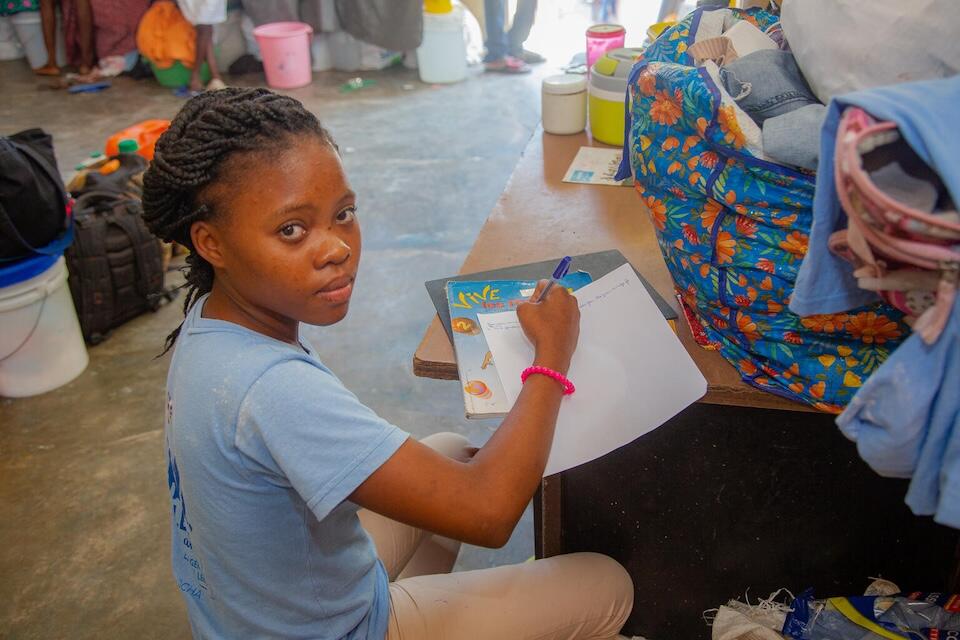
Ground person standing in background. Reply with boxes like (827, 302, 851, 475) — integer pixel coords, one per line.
(35, 0, 95, 75)
(483, 0, 544, 74)
(177, 0, 227, 92)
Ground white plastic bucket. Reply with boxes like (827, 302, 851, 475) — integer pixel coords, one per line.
(10, 10, 65, 69)
(0, 257, 88, 398)
(416, 6, 467, 84)
(0, 16, 25, 61)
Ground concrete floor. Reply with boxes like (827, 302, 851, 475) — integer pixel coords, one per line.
(0, 58, 554, 639)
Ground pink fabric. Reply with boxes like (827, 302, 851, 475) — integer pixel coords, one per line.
(91, 0, 149, 58)
(832, 107, 960, 344)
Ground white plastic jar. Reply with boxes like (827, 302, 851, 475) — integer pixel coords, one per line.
(541, 74, 588, 135)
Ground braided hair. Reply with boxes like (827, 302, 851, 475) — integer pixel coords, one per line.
(142, 88, 336, 353)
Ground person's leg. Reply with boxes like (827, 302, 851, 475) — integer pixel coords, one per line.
(204, 23, 223, 88)
(507, 0, 538, 59)
(388, 552, 634, 639)
(483, 0, 508, 62)
(359, 432, 472, 580)
(36, 0, 60, 74)
(75, 0, 94, 74)
(190, 24, 212, 91)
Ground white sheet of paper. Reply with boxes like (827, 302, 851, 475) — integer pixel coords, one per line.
(479, 264, 707, 476)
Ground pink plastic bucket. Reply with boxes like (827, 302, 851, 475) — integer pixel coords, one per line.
(253, 22, 313, 89)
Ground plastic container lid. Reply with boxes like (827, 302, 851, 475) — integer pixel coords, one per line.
(117, 138, 139, 153)
(542, 74, 588, 96)
(590, 47, 644, 93)
(586, 24, 626, 38)
(0, 252, 59, 289)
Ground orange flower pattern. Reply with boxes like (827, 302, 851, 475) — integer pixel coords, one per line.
(645, 195, 667, 231)
(638, 69, 657, 96)
(715, 230, 736, 264)
(800, 313, 848, 333)
(718, 105, 747, 149)
(779, 231, 808, 258)
(700, 199, 722, 229)
(622, 7, 908, 412)
(845, 312, 902, 345)
(650, 89, 683, 126)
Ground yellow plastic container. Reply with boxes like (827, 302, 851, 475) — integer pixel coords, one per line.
(424, 0, 453, 13)
(646, 20, 675, 41)
(588, 47, 644, 146)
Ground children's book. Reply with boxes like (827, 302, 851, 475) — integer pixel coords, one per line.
(425, 250, 678, 344)
(447, 273, 592, 419)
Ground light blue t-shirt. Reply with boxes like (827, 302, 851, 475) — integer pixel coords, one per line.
(837, 293, 960, 529)
(164, 296, 409, 639)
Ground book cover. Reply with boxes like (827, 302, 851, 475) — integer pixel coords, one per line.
(447, 273, 592, 419)
(425, 250, 678, 344)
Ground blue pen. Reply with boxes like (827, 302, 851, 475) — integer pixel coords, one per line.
(533, 256, 572, 302)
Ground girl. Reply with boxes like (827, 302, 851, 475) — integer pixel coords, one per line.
(142, 88, 633, 639)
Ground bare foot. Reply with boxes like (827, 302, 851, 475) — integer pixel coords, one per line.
(34, 63, 61, 76)
(78, 64, 92, 75)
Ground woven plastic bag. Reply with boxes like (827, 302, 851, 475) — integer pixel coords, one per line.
(616, 7, 908, 412)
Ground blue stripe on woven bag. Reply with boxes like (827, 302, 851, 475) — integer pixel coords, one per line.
(615, 59, 648, 182)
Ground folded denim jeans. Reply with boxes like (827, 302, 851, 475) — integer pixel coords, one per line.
(719, 49, 819, 125)
(761, 103, 826, 170)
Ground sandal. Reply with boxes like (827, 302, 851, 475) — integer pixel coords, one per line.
(34, 64, 61, 77)
(484, 55, 531, 74)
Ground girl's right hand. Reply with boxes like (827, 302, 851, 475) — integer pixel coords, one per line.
(517, 280, 581, 375)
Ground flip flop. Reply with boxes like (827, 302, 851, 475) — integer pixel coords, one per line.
(514, 49, 547, 64)
(34, 64, 61, 77)
(484, 56, 531, 74)
(174, 85, 202, 99)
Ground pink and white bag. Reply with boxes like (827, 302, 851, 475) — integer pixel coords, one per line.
(829, 107, 960, 344)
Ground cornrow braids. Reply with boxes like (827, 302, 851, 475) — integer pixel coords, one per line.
(141, 88, 336, 354)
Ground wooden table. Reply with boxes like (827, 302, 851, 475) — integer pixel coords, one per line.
(414, 129, 958, 638)
(414, 129, 811, 413)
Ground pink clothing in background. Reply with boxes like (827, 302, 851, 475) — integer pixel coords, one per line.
(91, 0, 149, 58)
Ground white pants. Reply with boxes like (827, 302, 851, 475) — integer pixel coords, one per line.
(359, 432, 634, 640)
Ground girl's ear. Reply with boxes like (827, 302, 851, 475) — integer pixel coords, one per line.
(191, 221, 226, 269)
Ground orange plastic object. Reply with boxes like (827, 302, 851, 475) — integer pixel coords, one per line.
(98, 159, 121, 175)
(104, 119, 171, 161)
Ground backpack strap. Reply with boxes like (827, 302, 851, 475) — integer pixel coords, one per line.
(109, 202, 160, 299)
(69, 207, 114, 341)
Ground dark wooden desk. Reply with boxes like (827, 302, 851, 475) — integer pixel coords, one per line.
(414, 129, 958, 638)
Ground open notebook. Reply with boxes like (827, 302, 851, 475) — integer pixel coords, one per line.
(478, 264, 707, 476)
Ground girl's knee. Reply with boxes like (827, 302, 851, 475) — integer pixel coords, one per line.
(576, 552, 633, 598)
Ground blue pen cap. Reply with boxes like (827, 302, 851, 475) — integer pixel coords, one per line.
(552, 256, 572, 279)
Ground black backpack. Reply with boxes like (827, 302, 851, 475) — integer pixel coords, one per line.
(65, 154, 170, 344)
(0, 128, 71, 261)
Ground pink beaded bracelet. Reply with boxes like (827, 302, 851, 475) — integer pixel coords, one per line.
(520, 366, 576, 395)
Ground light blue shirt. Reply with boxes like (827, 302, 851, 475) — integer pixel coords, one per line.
(837, 294, 960, 529)
(164, 296, 408, 639)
